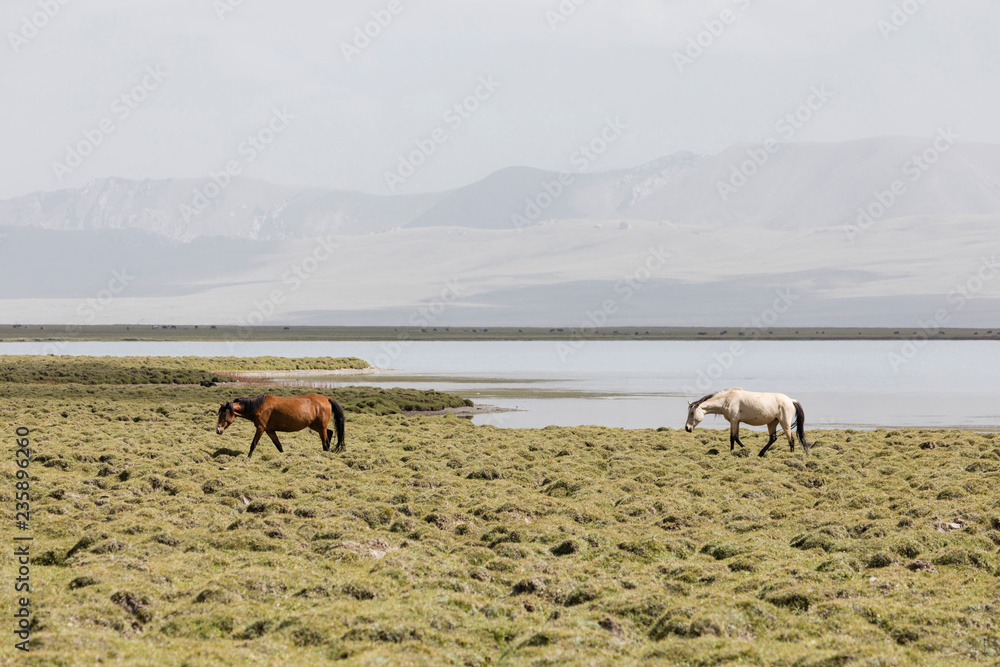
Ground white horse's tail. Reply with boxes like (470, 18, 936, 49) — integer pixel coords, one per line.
(792, 400, 809, 452)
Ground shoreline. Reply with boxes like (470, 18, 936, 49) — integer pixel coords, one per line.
(402, 405, 519, 418)
(2, 324, 1000, 342)
(217, 368, 383, 378)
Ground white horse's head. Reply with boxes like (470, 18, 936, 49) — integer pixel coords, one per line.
(685, 401, 706, 432)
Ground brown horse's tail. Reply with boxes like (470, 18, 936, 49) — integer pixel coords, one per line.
(329, 399, 346, 451)
(793, 400, 809, 453)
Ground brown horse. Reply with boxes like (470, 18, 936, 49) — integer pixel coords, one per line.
(216, 394, 346, 458)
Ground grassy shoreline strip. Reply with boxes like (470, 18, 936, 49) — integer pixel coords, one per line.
(0, 382, 472, 415)
(0, 355, 369, 385)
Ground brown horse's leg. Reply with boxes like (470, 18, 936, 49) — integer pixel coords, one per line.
(311, 424, 329, 452)
(266, 431, 283, 453)
(316, 411, 333, 452)
(248, 426, 265, 458)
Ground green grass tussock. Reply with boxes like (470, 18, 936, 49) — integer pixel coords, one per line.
(2, 382, 1000, 665)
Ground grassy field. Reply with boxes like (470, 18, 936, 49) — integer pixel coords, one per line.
(2, 374, 999, 665)
(0, 356, 369, 386)
(3, 324, 1000, 342)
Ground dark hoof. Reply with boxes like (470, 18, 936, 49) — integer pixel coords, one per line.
(334, 444, 345, 454)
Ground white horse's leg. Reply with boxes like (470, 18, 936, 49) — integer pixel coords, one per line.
(781, 410, 795, 451)
(759, 418, 783, 457)
(761, 420, 778, 453)
(730, 420, 745, 451)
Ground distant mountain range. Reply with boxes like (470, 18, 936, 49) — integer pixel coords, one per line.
(2, 137, 999, 327)
(3, 137, 1000, 240)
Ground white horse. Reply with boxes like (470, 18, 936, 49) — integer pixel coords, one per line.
(684, 388, 808, 457)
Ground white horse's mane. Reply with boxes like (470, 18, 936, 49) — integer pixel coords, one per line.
(692, 388, 743, 407)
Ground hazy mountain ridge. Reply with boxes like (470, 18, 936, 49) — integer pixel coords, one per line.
(4, 138, 1000, 241)
(0, 176, 444, 241)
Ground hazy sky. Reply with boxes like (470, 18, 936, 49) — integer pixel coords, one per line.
(3, 0, 998, 200)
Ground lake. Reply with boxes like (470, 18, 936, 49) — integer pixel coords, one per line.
(2, 339, 998, 430)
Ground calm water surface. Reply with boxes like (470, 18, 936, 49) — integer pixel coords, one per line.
(2, 340, 997, 430)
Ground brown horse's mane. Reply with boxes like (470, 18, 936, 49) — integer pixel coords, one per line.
(221, 395, 267, 419)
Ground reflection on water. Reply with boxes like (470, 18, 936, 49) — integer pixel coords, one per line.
(2, 340, 998, 430)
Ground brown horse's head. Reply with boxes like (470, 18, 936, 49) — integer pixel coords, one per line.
(216, 401, 239, 435)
